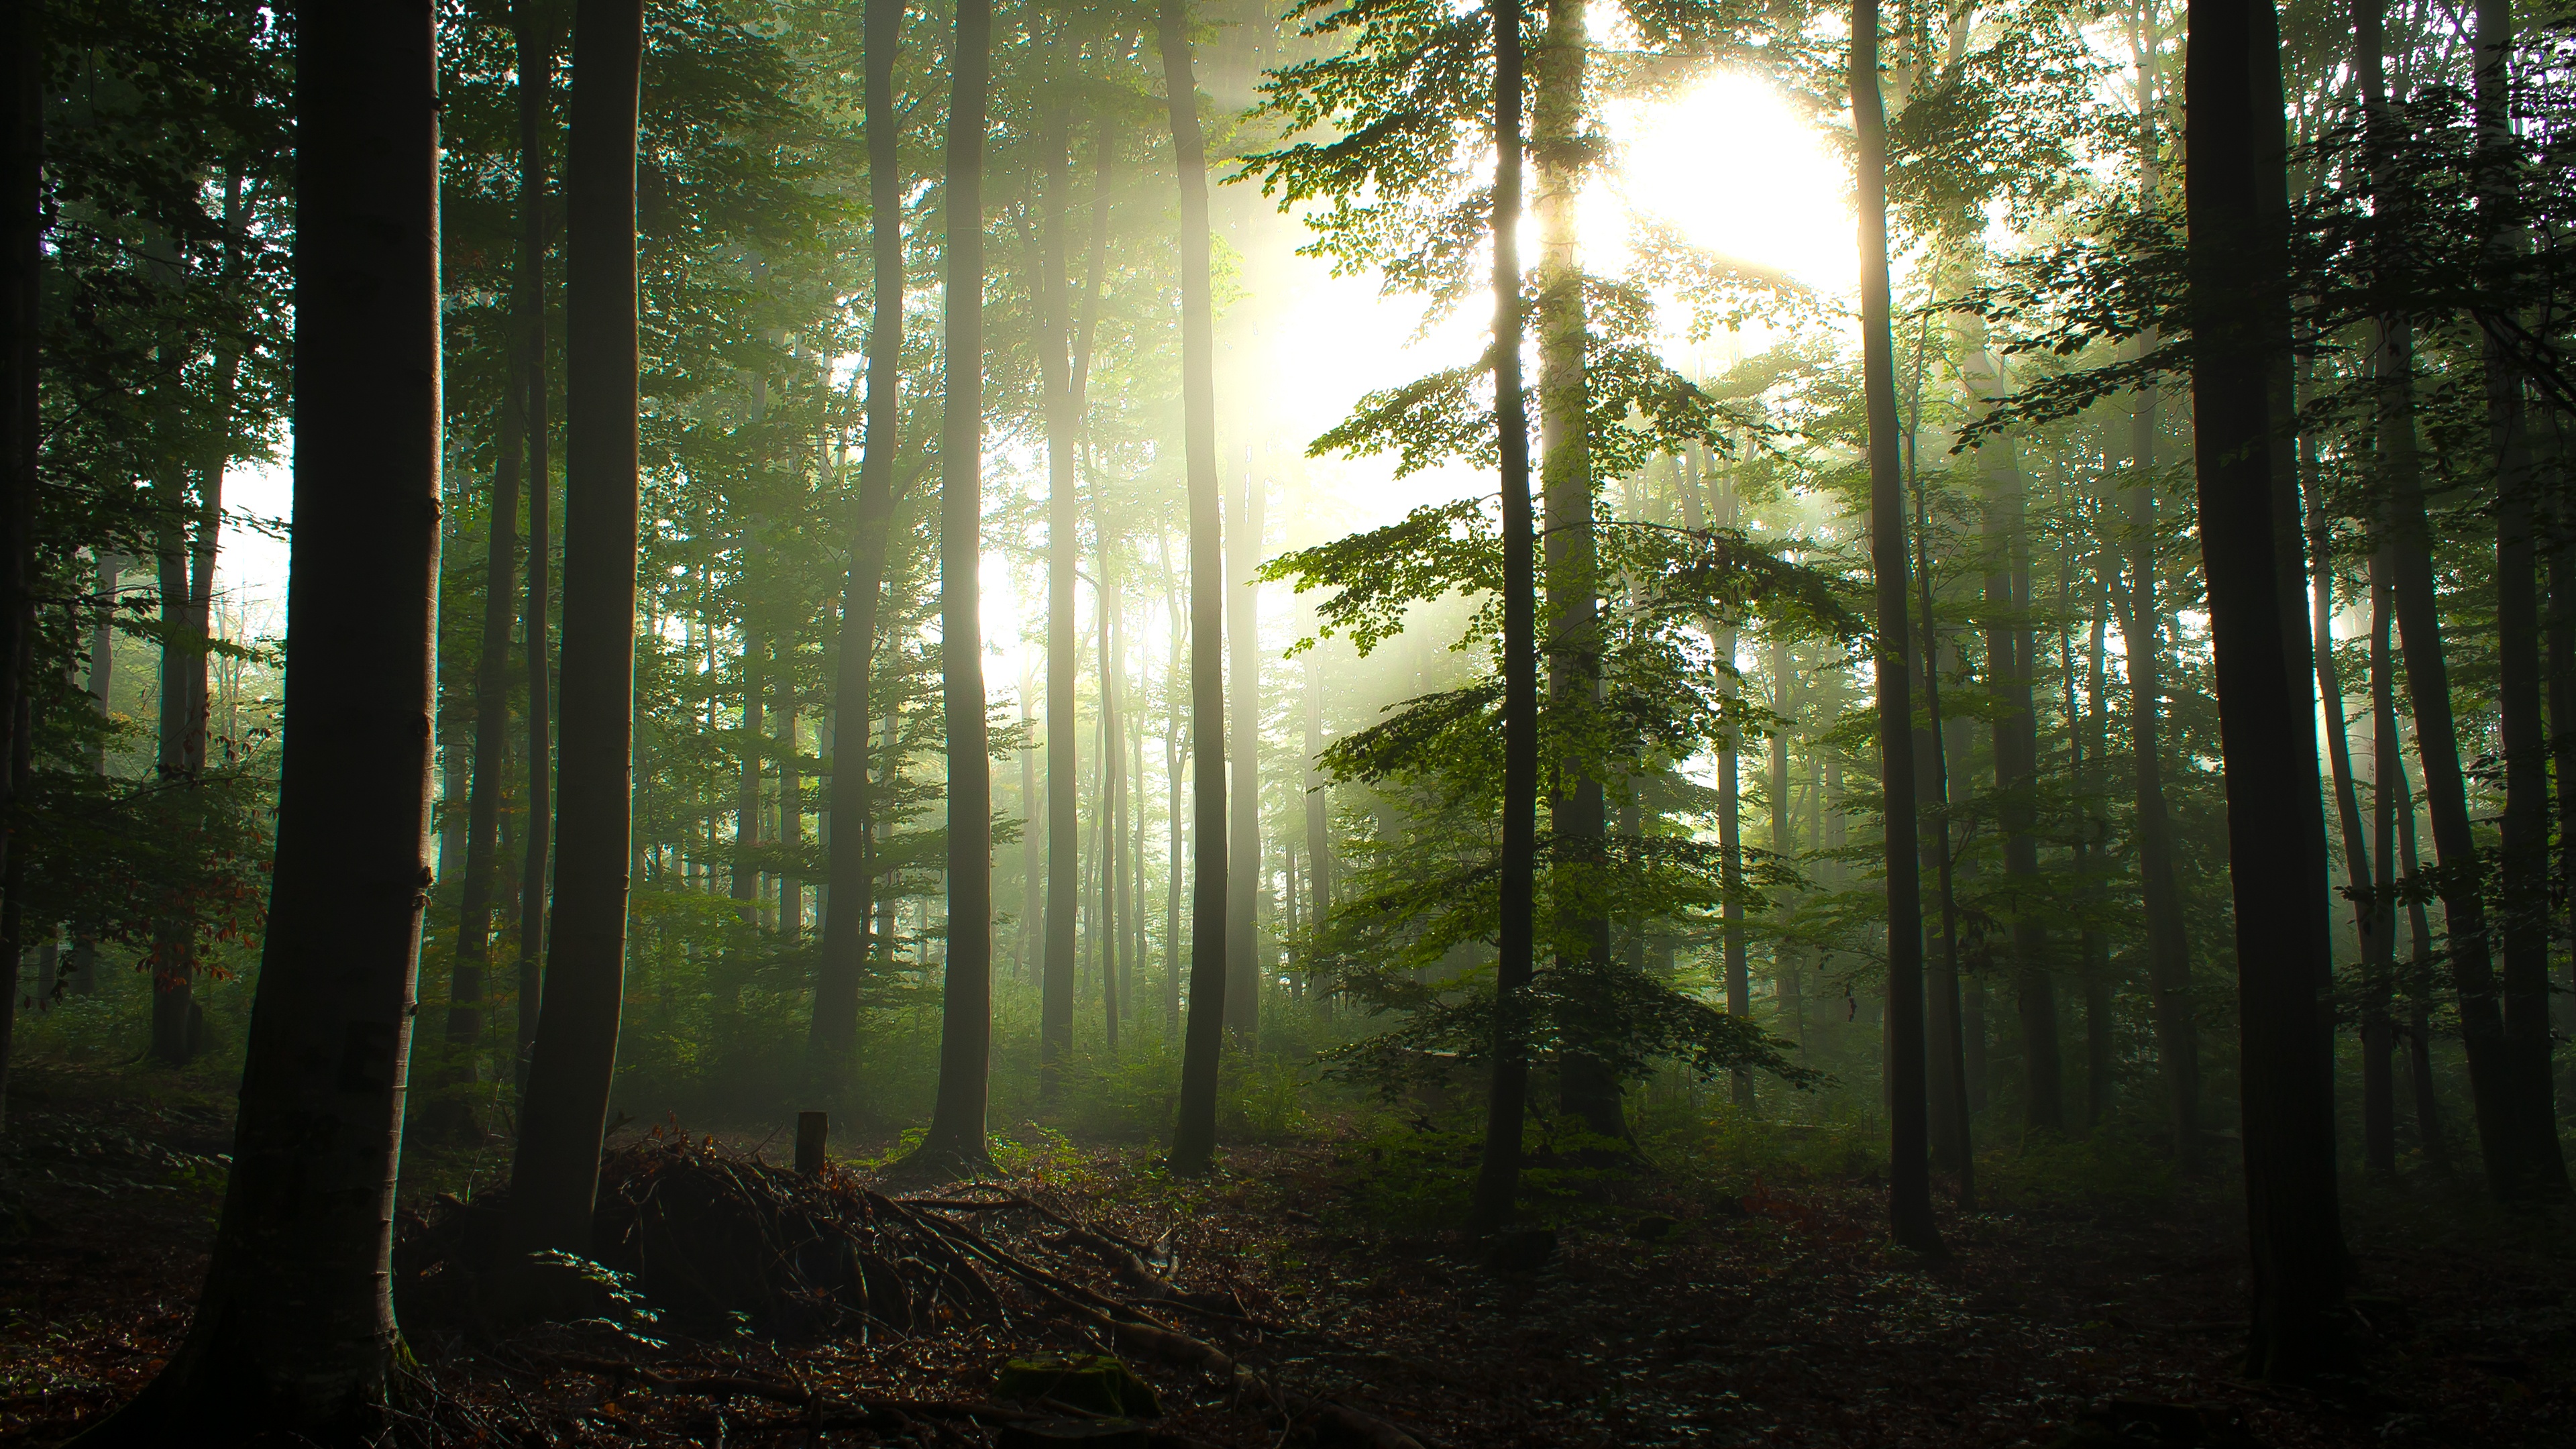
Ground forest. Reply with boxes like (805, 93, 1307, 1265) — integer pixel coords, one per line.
(3, 0, 2576, 1443)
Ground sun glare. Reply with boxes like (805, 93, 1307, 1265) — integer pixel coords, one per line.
(1607, 72, 1857, 299)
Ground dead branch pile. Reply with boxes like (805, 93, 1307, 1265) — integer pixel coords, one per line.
(391, 1132, 1426, 1447)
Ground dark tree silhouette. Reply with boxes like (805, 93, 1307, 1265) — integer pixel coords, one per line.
(1164, 0, 1231, 1176)
(71, 3, 441, 1434)
(2183, 0, 2348, 1379)
(508, 0, 645, 1256)
(0, 0, 35, 1130)
(1468, 0, 1537, 1234)
(812, 0, 905, 1070)
(909, 0, 997, 1173)
(1851, 0, 1940, 1255)
(513, 0, 561, 1096)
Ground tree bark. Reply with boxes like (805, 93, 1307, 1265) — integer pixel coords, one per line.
(1470, 0, 1536, 1231)
(2472, 0, 2566, 1200)
(507, 0, 645, 1256)
(912, 0, 996, 1172)
(2363, 546, 2398, 1175)
(1854, 0, 1941, 1254)
(811, 0, 904, 1069)
(447, 366, 525, 1081)
(2121, 5, 2198, 1172)
(78, 4, 439, 1430)
(1303, 652, 1330, 936)
(513, 1, 558, 1096)
(0, 0, 37, 1118)
(1037, 97, 1079, 1095)
(1164, 0, 1232, 1174)
(2184, 0, 2349, 1377)
(1226, 468, 1263, 1038)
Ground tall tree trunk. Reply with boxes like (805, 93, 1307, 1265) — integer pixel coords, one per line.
(778, 637, 801, 937)
(1469, 0, 1536, 1229)
(2080, 569, 2114, 1129)
(1534, 0, 1621, 1140)
(2363, 546, 2398, 1175)
(1303, 653, 1330, 934)
(514, 1, 558, 1095)
(437, 371, 524, 1128)
(1161, 529, 1185, 1032)
(2391, 737, 2446, 1169)
(1978, 418, 2057, 1131)
(2355, 0, 2550, 1202)
(2121, 5, 2198, 1172)
(1164, 0, 1232, 1174)
(1098, 559, 1123, 1052)
(1037, 100, 1080, 1096)
(913, 0, 996, 1171)
(85, 5, 439, 1429)
(1712, 476, 1749, 1110)
(2305, 445, 2373, 986)
(0, 0, 32, 1123)
(2184, 0, 2348, 1377)
(2473, 0, 2566, 1200)
(811, 0, 904, 1068)
(731, 628, 763, 903)
(1854, 0, 1941, 1254)
(1911, 398, 1972, 1196)
(508, 0, 645, 1256)
(1226, 469, 1263, 1037)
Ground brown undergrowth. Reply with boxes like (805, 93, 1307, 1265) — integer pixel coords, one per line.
(4, 1067, 2573, 1448)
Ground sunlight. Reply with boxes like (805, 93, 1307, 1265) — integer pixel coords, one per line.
(1605, 72, 1858, 300)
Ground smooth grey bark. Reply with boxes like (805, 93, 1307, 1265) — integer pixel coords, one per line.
(74, 4, 439, 1431)
(1036, 97, 1079, 1093)
(507, 0, 645, 1256)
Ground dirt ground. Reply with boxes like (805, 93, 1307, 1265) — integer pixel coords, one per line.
(4, 1066, 2572, 1448)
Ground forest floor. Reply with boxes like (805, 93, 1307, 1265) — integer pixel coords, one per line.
(3, 1065, 2574, 1448)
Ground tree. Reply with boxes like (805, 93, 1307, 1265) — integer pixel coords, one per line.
(1036, 68, 1079, 1094)
(1226, 466, 1263, 1036)
(71, 1, 440, 1433)
(909, 0, 997, 1173)
(507, 0, 645, 1256)
(513, 0, 562, 1096)
(1852, 0, 1941, 1256)
(812, 0, 905, 1071)
(0, 0, 36, 1130)
(1467, 0, 1536, 1234)
(2182, 0, 2346, 1379)
(1165, 0, 1231, 1176)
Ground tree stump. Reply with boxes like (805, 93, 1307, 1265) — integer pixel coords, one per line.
(794, 1111, 828, 1174)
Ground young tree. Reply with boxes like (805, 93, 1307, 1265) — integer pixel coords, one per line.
(1852, 0, 1941, 1255)
(1226, 468, 1263, 1036)
(2183, 0, 2347, 1378)
(909, 0, 997, 1173)
(1036, 80, 1080, 1095)
(74, 2, 440, 1432)
(1165, 0, 1232, 1176)
(508, 0, 645, 1256)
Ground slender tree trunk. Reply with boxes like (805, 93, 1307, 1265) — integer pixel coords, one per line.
(83, 6, 439, 1430)
(514, 3, 558, 1095)
(2473, 0, 2567, 1200)
(2392, 741, 2446, 1168)
(811, 0, 904, 1067)
(2363, 546, 2398, 1175)
(731, 628, 763, 903)
(778, 639, 801, 937)
(447, 370, 525, 1092)
(2080, 569, 2114, 1129)
(1162, 529, 1185, 1032)
(1533, 0, 1621, 1141)
(1979, 421, 2057, 1132)
(1470, 0, 1536, 1229)
(508, 0, 645, 1256)
(1713, 482, 1749, 1110)
(1099, 561, 1123, 1052)
(912, 0, 996, 1171)
(1854, 0, 1940, 1254)
(2121, 9, 2198, 1172)
(1226, 468, 1263, 1038)
(1304, 653, 1330, 934)
(2184, 0, 2349, 1377)
(2305, 449, 2373, 986)
(1164, 0, 1232, 1173)
(0, 0, 30, 1119)
(1037, 100, 1080, 1096)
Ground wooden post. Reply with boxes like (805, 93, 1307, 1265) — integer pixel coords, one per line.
(795, 1110, 828, 1175)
